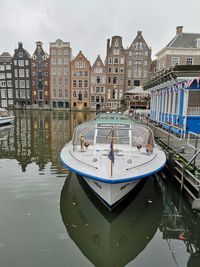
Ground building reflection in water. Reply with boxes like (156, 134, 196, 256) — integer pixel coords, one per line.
(0, 110, 95, 173)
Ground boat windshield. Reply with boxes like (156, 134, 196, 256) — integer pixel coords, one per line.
(72, 122, 154, 150)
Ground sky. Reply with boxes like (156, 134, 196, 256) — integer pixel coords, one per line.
(0, 0, 200, 64)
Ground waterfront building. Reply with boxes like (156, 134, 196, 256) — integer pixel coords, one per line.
(31, 41, 50, 108)
(156, 26, 200, 73)
(12, 42, 32, 109)
(144, 65, 200, 135)
(105, 36, 126, 110)
(0, 52, 14, 108)
(124, 86, 150, 110)
(49, 39, 72, 109)
(125, 31, 151, 91)
(90, 55, 106, 111)
(70, 51, 91, 111)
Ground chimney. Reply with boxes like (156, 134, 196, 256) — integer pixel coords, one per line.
(107, 39, 110, 50)
(137, 31, 142, 36)
(176, 26, 183, 35)
(18, 42, 23, 48)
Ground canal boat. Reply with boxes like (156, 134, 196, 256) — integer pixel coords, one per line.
(60, 112, 166, 209)
(0, 107, 15, 126)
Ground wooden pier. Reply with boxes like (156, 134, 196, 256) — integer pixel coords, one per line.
(136, 117, 200, 208)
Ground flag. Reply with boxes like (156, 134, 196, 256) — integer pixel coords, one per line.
(186, 79, 194, 89)
(108, 140, 114, 163)
(197, 76, 200, 88)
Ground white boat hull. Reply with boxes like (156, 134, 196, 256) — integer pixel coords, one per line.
(83, 176, 141, 207)
(0, 116, 15, 126)
(60, 143, 166, 209)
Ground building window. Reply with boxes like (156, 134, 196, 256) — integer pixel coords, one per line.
(65, 89, 68, 97)
(63, 58, 68, 65)
(1, 89, 7, 98)
(113, 57, 119, 64)
(7, 89, 13, 98)
(19, 52, 23, 58)
(112, 89, 116, 99)
(58, 49, 62, 55)
(26, 69, 29, 77)
(84, 80, 88, 87)
(186, 57, 193, 65)
(73, 91, 76, 97)
(6, 73, 12, 79)
(108, 57, 112, 64)
(91, 96, 95, 102)
(52, 66, 56, 75)
(171, 57, 180, 66)
(196, 38, 200, 47)
(59, 89, 62, 97)
(53, 88, 56, 97)
(64, 78, 68, 86)
(75, 61, 85, 68)
(26, 80, 30, 88)
(63, 49, 68, 55)
(128, 80, 131, 86)
(134, 80, 140, 86)
(58, 58, 62, 65)
(18, 60, 24, 66)
(0, 73, 5, 79)
(19, 69, 25, 77)
(78, 91, 82, 100)
(58, 78, 62, 86)
(51, 49, 56, 55)
(19, 80, 25, 88)
(7, 81, 12, 87)
(96, 76, 100, 83)
(64, 66, 68, 75)
(78, 80, 82, 88)
(113, 77, 117, 84)
(113, 48, 119, 55)
(135, 42, 142, 50)
(84, 91, 88, 98)
(6, 65, 11, 70)
(52, 58, 56, 65)
(73, 80, 77, 87)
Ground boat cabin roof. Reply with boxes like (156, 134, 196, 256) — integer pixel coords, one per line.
(94, 112, 131, 124)
(72, 120, 154, 148)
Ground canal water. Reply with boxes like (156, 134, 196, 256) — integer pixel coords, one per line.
(0, 110, 200, 267)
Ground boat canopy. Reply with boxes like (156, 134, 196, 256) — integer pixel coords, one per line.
(72, 122, 154, 150)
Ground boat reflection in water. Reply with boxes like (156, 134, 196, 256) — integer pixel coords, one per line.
(60, 172, 163, 267)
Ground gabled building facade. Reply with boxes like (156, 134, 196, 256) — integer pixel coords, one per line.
(125, 31, 151, 91)
(90, 55, 106, 111)
(12, 42, 32, 108)
(70, 51, 91, 110)
(156, 26, 200, 72)
(0, 52, 14, 108)
(105, 36, 126, 110)
(31, 41, 50, 108)
(49, 39, 72, 109)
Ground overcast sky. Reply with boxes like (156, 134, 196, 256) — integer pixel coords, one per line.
(0, 0, 199, 64)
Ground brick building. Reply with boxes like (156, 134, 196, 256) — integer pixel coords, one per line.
(49, 39, 72, 109)
(31, 41, 50, 108)
(13, 42, 32, 108)
(70, 51, 91, 110)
